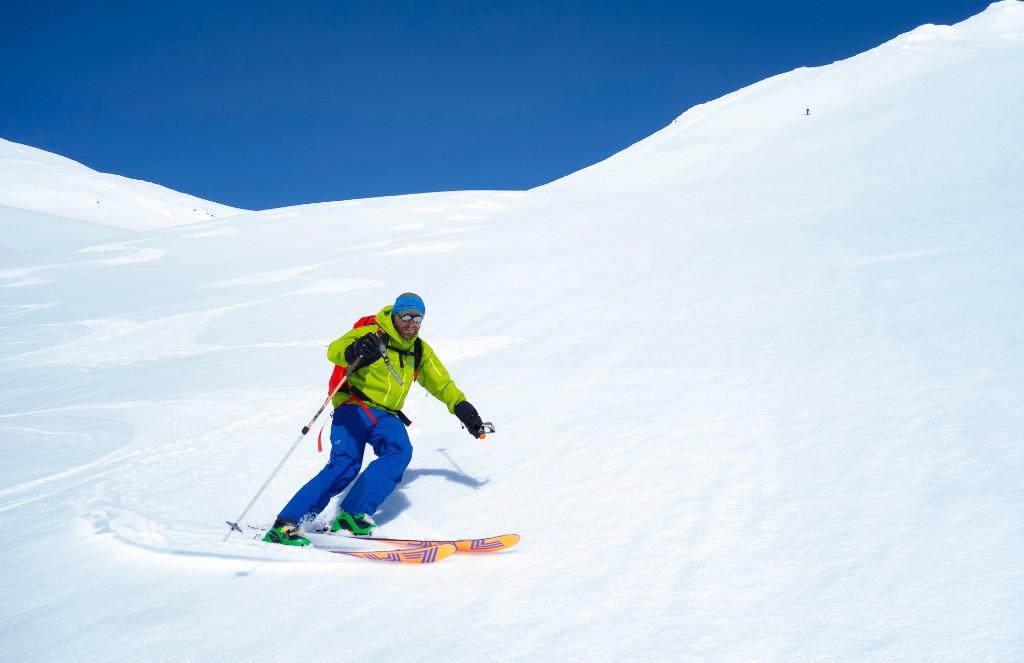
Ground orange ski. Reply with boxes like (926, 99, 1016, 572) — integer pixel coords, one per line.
(332, 543, 456, 564)
(347, 534, 521, 553)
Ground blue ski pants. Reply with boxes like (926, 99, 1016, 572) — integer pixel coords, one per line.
(277, 404, 412, 523)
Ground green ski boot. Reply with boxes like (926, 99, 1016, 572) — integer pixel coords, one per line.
(262, 518, 310, 546)
(330, 511, 377, 536)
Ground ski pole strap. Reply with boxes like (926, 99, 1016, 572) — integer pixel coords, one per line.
(316, 418, 329, 452)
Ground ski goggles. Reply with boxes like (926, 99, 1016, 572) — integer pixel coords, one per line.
(397, 313, 423, 323)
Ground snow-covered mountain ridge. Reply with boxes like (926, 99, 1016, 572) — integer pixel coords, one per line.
(0, 137, 246, 252)
(547, 0, 1024, 203)
(1, 3, 1022, 661)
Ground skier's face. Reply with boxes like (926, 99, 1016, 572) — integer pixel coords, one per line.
(393, 313, 421, 340)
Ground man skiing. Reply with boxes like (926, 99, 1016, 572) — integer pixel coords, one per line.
(263, 292, 489, 546)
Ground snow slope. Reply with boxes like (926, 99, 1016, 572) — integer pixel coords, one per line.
(0, 204, 125, 254)
(0, 138, 246, 252)
(1, 2, 1023, 660)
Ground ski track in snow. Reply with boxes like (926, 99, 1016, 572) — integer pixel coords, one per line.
(0, 448, 140, 513)
(12, 305, 249, 366)
(0, 264, 58, 288)
(377, 241, 464, 255)
(839, 247, 949, 267)
(182, 226, 239, 239)
(78, 241, 165, 265)
(83, 506, 401, 564)
(2, 267, 379, 365)
(0, 303, 59, 319)
(0, 240, 166, 288)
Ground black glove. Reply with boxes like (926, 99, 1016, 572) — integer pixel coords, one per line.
(344, 333, 384, 368)
(454, 400, 485, 438)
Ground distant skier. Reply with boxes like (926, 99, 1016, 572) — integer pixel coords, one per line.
(263, 292, 490, 545)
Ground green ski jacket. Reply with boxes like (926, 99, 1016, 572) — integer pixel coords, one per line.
(327, 306, 466, 414)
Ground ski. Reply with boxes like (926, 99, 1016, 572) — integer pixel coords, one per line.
(244, 523, 518, 557)
(329, 532, 521, 553)
(330, 543, 456, 564)
(240, 523, 456, 563)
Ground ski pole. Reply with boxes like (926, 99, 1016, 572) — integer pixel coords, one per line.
(223, 356, 363, 542)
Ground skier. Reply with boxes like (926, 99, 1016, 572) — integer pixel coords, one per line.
(263, 292, 490, 545)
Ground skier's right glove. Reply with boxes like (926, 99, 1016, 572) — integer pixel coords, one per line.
(344, 333, 384, 368)
(454, 400, 486, 438)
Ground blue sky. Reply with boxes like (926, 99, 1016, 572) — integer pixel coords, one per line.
(1, 0, 991, 210)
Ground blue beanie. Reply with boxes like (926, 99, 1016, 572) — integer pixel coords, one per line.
(393, 292, 425, 316)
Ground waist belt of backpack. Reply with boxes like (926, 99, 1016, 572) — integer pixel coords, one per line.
(340, 384, 413, 427)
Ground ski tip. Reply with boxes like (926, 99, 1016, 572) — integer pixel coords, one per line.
(452, 533, 521, 552)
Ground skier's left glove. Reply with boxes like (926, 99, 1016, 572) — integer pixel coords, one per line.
(454, 400, 486, 438)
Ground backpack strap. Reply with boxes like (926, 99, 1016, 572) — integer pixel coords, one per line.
(382, 337, 423, 382)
